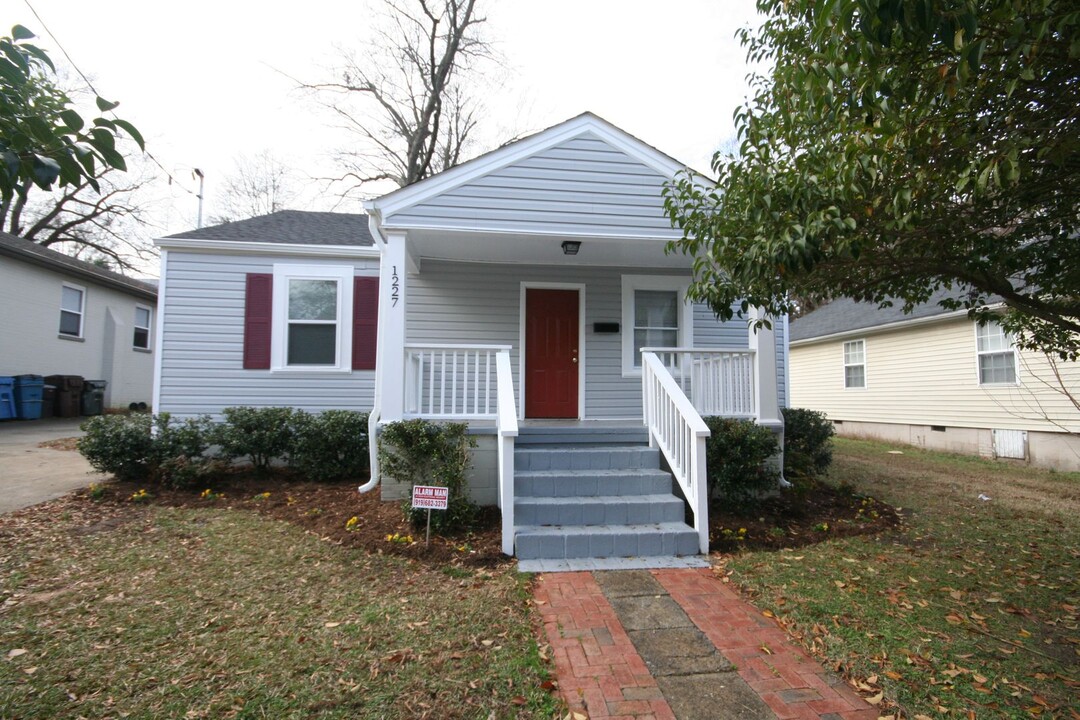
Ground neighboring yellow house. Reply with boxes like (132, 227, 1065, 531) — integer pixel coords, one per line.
(789, 294, 1080, 472)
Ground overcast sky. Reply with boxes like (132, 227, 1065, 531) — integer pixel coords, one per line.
(18, 0, 763, 271)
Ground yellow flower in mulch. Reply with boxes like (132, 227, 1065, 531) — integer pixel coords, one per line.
(345, 516, 360, 531)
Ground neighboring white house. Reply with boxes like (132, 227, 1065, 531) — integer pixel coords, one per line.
(790, 293, 1080, 471)
(0, 232, 158, 409)
(154, 113, 789, 562)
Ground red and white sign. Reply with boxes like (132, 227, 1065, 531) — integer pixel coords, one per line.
(411, 485, 449, 510)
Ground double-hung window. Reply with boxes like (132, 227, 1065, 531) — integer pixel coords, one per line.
(133, 305, 152, 350)
(976, 320, 1017, 385)
(621, 275, 691, 374)
(59, 284, 85, 338)
(271, 265, 353, 371)
(843, 339, 866, 388)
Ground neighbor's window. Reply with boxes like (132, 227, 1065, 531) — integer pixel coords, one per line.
(59, 284, 85, 338)
(133, 305, 152, 349)
(843, 339, 866, 388)
(976, 320, 1018, 385)
(271, 265, 353, 370)
(621, 275, 691, 374)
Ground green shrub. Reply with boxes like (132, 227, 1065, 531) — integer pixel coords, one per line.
(78, 413, 213, 487)
(378, 419, 478, 532)
(703, 417, 780, 509)
(290, 410, 370, 482)
(214, 406, 298, 473)
(782, 407, 835, 480)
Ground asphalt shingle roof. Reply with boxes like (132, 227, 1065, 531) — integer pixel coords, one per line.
(0, 231, 157, 301)
(164, 210, 373, 246)
(789, 287, 995, 342)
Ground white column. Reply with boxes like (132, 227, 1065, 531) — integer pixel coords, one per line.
(748, 308, 780, 426)
(378, 231, 408, 422)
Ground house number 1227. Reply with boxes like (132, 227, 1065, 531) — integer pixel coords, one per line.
(390, 266, 400, 307)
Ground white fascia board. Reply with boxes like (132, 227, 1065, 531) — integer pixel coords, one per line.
(788, 306, 1003, 347)
(154, 237, 381, 259)
(367, 114, 705, 221)
(376, 221, 681, 242)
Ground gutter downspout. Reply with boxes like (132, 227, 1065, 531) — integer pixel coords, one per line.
(358, 208, 387, 494)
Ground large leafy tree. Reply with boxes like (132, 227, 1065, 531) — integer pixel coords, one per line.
(0, 26, 144, 218)
(664, 0, 1080, 359)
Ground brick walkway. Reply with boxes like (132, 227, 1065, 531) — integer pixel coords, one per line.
(535, 568, 877, 720)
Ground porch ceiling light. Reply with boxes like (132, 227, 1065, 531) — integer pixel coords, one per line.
(561, 241, 582, 256)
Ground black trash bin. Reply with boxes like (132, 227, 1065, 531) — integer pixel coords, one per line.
(42, 384, 56, 418)
(81, 380, 108, 416)
(45, 375, 84, 418)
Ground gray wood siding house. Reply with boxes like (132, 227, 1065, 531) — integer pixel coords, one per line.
(155, 113, 790, 561)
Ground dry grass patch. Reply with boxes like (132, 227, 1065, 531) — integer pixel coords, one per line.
(0, 496, 558, 719)
(724, 438, 1080, 719)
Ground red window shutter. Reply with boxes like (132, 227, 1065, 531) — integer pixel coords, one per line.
(352, 276, 379, 370)
(243, 273, 273, 369)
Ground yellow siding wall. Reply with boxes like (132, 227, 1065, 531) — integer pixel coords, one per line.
(790, 318, 1080, 433)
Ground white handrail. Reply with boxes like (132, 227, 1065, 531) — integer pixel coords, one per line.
(641, 347, 757, 419)
(641, 352, 711, 554)
(495, 350, 518, 556)
(404, 344, 511, 419)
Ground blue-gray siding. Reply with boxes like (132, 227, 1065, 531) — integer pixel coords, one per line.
(387, 133, 682, 239)
(158, 251, 379, 418)
(406, 260, 782, 419)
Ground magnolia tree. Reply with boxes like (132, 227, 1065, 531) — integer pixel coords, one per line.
(664, 0, 1079, 360)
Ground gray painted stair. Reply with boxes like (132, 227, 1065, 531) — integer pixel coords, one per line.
(513, 436, 699, 560)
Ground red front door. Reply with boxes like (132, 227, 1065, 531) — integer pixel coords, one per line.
(525, 289, 579, 418)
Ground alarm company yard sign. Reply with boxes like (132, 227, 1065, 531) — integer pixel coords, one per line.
(412, 485, 449, 510)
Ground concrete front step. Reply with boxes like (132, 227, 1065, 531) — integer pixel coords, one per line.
(515, 468, 674, 497)
(515, 494, 685, 526)
(515, 523, 700, 560)
(514, 445, 660, 472)
(516, 426, 649, 446)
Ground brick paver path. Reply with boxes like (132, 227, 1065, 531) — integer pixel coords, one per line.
(535, 568, 878, 720)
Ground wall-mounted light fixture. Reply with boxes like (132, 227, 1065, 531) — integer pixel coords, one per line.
(561, 241, 582, 255)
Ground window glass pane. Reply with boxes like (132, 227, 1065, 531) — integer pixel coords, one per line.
(61, 286, 82, 312)
(845, 365, 865, 388)
(634, 290, 677, 328)
(979, 353, 1016, 384)
(287, 323, 336, 364)
(633, 329, 678, 366)
(288, 279, 337, 321)
(59, 310, 81, 336)
(135, 307, 151, 327)
(844, 340, 864, 364)
(977, 322, 1009, 352)
(133, 327, 149, 349)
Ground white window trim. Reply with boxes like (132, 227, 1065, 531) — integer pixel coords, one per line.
(843, 339, 867, 389)
(621, 275, 692, 377)
(133, 303, 153, 350)
(59, 282, 86, 339)
(270, 264, 354, 372)
(975, 320, 1020, 387)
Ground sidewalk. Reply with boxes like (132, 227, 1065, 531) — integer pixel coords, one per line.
(0, 418, 96, 514)
(535, 568, 877, 720)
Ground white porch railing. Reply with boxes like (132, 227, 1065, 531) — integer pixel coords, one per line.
(641, 351, 712, 554)
(404, 344, 510, 419)
(642, 347, 757, 419)
(495, 350, 518, 556)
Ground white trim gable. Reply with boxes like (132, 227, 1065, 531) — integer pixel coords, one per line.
(366, 113, 704, 224)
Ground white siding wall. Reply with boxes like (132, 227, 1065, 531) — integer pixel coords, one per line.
(158, 251, 379, 419)
(388, 133, 682, 239)
(405, 260, 772, 419)
(790, 318, 1079, 433)
(0, 256, 155, 407)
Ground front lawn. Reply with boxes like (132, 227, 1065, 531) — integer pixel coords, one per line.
(0, 491, 558, 719)
(725, 438, 1080, 719)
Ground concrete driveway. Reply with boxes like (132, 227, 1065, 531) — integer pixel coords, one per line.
(0, 417, 100, 514)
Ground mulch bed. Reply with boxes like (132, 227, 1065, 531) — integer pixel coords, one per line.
(708, 479, 900, 553)
(89, 470, 509, 568)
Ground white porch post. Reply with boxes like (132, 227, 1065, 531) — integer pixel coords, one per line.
(748, 308, 780, 426)
(379, 231, 408, 422)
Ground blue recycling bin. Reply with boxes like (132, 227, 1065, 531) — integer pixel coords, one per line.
(0, 377, 15, 420)
(14, 374, 45, 420)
